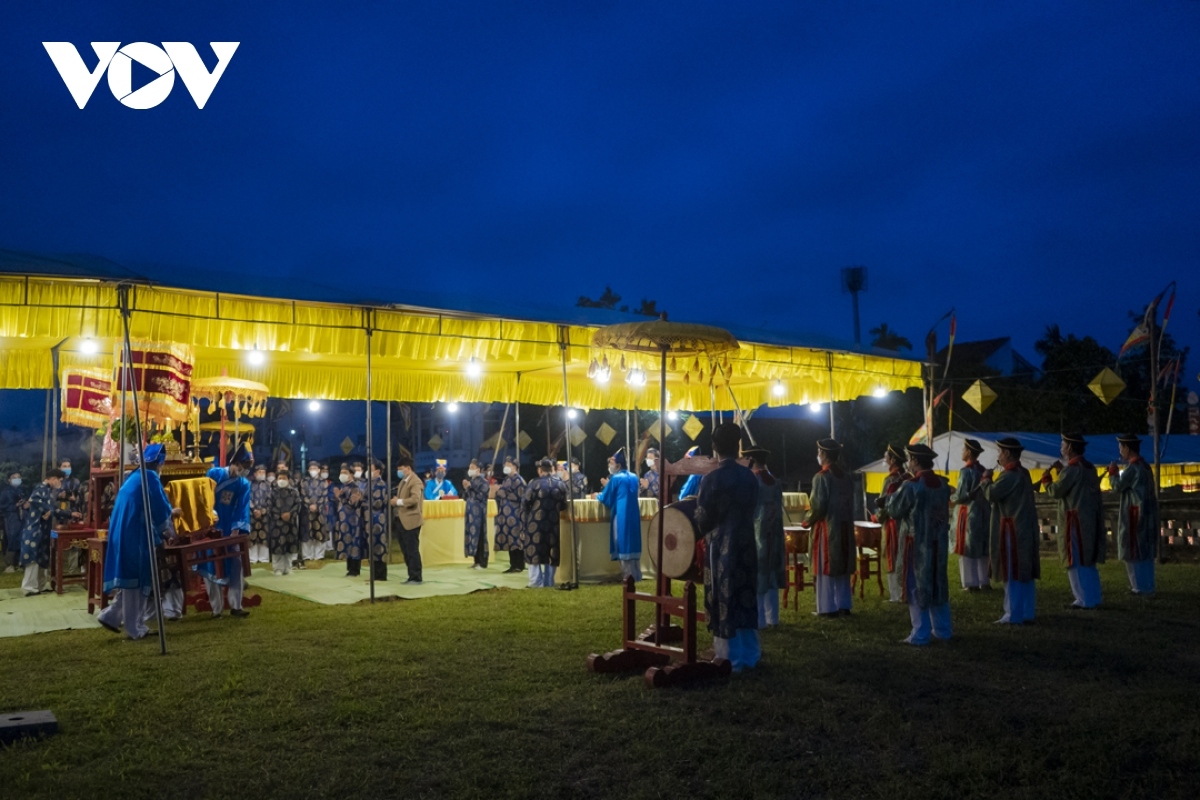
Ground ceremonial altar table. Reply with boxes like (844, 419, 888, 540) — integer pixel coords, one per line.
(555, 498, 659, 585)
(49, 526, 95, 595)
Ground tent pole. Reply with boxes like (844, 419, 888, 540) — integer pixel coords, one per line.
(514, 373, 521, 469)
(827, 353, 836, 439)
(655, 345, 668, 640)
(558, 327, 579, 590)
(117, 284, 167, 656)
(386, 399, 393, 566)
(42, 389, 51, 480)
(365, 320, 375, 604)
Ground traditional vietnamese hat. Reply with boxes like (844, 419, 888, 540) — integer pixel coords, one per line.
(906, 443, 938, 460)
(963, 438, 984, 454)
(685, 446, 700, 457)
(742, 447, 770, 462)
(610, 448, 627, 468)
(435, 459, 447, 470)
(994, 436, 1024, 453)
(816, 438, 841, 453)
(230, 441, 254, 465)
(885, 444, 906, 462)
(1116, 433, 1142, 445)
(141, 443, 167, 465)
(1061, 432, 1087, 447)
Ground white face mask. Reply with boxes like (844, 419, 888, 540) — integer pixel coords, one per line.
(9, 478, 20, 487)
(309, 469, 319, 478)
(339, 474, 351, 484)
(256, 473, 266, 481)
(503, 465, 513, 475)
(277, 479, 288, 488)
(645, 459, 655, 469)
(608, 463, 618, 475)
(353, 470, 363, 479)
(468, 469, 479, 478)
(320, 471, 329, 480)
(817, 456, 823, 468)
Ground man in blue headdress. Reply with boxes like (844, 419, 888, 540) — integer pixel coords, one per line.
(598, 448, 642, 580)
(201, 442, 254, 619)
(98, 443, 179, 639)
(677, 446, 702, 500)
(424, 459, 458, 500)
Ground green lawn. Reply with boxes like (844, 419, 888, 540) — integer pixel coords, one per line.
(1, 558, 1198, 800)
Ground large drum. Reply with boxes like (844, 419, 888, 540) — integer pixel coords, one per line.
(784, 524, 810, 556)
(647, 498, 706, 581)
(854, 521, 882, 549)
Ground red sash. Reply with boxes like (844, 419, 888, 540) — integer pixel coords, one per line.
(900, 537, 914, 603)
(813, 520, 830, 575)
(954, 505, 969, 555)
(1064, 509, 1081, 567)
(884, 518, 898, 570)
(998, 517, 1017, 581)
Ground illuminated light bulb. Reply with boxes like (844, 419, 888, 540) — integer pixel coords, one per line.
(308, 401, 321, 412)
(809, 402, 823, 413)
(80, 338, 98, 355)
(668, 411, 678, 421)
(466, 358, 482, 378)
(772, 381, 785, 397)
(447, 402, 459, 412)
(873, 386, 887, 398)
(567, 409, 578, 420)
(247, 349, 265, 366)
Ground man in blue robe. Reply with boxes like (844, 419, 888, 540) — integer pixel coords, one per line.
(98, 444, 178, 639)
(569, 456, 588, 499)
(201, 443, 254, 618)
(677, 446, 702, 500)
(1110, 433, 1159, 595)
(462, 458, 490, 568)
(248, 463, 271, 564)
(598, 448, 642, 580)
(522, 458, 568, 587)
(424, 459, 458, 500)
(695, 423, 760, 671)
(19, 469, 77, 595)
(494, 456, 528, 573)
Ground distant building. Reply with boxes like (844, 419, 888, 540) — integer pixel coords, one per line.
(937, 337, 1039, 379)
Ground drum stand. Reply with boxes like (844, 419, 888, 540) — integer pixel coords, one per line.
(587, 454, 732, 688)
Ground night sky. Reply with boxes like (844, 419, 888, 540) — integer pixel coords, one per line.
(1, 1, 1198, 359)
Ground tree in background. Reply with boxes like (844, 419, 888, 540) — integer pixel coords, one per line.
(869, 323, 913, 352)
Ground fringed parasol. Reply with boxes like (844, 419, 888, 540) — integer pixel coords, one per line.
(60, 367, 113, 428)
(191, 375, 270, 418)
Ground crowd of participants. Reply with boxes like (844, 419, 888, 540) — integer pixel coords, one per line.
(5, 428, 1161, 662)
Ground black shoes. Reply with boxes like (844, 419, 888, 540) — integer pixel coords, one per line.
(230, 608, 251, 618)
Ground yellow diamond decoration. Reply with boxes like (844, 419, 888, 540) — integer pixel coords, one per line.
(682, 414, 704, 440)
(646, 419, 672, 443)
(962, 379, 997, 414)
(1089, 367, 1126, 406)
(595, 422, 617, 446)
(340, 436, 355, 456)
(427, 433, 443, 451)
(517, 430, 532, 451)
(569, 423, 587, 447)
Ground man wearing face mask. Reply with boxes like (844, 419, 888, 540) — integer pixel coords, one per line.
(55, 459, 86, 518)
(522, 458, 568, 588)
(598, 448, 642, 581)
(494, 456, 528, 573)
(462, 458, 490, 569)
(267, 468, 302, 575)
(364, 460, 389, 581)
(301, 462, 329, 562)
(1, 470, 29, 573)
(805, 439, 856, 617)
(639, 449, 660, 499)
(99, 443, 181, 637)
(424, 460, 458, 500)
(249, 463, 271, 564)
(391, 456, 425, 583)
(19, 469, 79, 595)
(200, 443, 254, 618)
(334, 463, 366, 577)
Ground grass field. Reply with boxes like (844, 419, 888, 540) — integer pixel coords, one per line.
(1, 557, 1198, 800)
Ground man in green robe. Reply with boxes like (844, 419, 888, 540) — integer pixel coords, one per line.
(805, 438, 855, 616)
(979, 437, 1040, 625)
(950, 438, 990, 591)
(1040, 432, 1105, 609)
(744, 447, 785, 628)
(874, 444, 910, 602)
(1109, 433, 1158, 595)
(883, 443, 952, 645)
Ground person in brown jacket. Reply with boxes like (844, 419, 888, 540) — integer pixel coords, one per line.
(390, 456, 425, 584)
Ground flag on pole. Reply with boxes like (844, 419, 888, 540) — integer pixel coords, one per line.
(940, 313, 956, 383)
(1119, 291, 1163, 359)
(915, 388, 951, 445)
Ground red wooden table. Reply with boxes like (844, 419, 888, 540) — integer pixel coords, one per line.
(49, 526, 96, 595)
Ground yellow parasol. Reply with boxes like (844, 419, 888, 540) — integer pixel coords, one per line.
(190, 372, 270, 465)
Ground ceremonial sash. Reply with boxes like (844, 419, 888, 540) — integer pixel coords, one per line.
(813, 520, 830, 575)
(900, 536, 914, 603)
(998, 517, 1018, 582)
(1065, 509, 1081, 567)
(884, 518, 898, 570)
(954, 505, 969, 555)
(1128, 505, 1140, 561)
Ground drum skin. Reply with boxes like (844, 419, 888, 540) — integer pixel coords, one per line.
(648, 498, 705, 581)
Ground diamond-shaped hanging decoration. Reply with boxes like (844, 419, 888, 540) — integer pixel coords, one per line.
(517, 430, 532, 451)
(340, 436, 355, 456)
(645, 419, 672, 443)
(569, 423, 587, 448)
(427, 433, 444, 451)
(962, 379, 997, 414)
(595, 421, 617, 446)
(1089, 367, 1126, 406)
(682, 414, 704, 441)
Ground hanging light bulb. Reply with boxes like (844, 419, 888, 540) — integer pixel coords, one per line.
(308, 400, 321, 412)
(465, 357, 482, 378)
(773, 380, 785, 397)
(809, 401, 823, 413)
(247, 348, 265, 366)
(872, 385, 887, 398)
(668, 410, 679, 421)
(79, 338, 98, 355)
(567, 408, 578, 420)
(447, 402, 459, 412)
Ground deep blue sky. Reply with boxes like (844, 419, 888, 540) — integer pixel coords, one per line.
(1, 1, 1198, 359)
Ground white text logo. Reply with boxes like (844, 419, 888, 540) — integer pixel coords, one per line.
(42, 42, 239, 109)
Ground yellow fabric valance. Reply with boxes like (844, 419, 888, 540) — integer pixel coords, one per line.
(0, 275, 923, 409)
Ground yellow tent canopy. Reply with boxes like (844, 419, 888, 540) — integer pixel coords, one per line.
(0, 274, 922, 410)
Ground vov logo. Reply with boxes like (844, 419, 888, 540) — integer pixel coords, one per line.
(43, 42, 239, 109)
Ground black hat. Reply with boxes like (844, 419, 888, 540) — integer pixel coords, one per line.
(885, 444, 906, 462)
(963, 438, 984, 454)
(1116, 433, 1142, 445)
(1061, 432, 1086, 446)
(906, 443, 938, 460)
(230, 443, 253, 464)
(995, 437, 1024, 453)
(742, 447, 770, 462)
(816, 438, 841, 453)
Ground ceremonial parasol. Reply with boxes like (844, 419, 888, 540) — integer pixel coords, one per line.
(60, 367, 113, 428)
(587, 315, 740, 686)
(191, 373, 270, 466)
